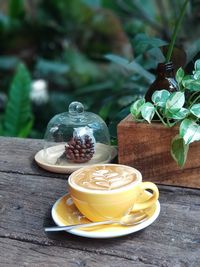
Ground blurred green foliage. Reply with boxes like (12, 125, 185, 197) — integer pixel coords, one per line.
(0, 63, 33, 137)
(0, 0, 199, 140)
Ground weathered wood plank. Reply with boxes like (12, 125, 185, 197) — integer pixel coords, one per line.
(0, 137, 66, 178)
(118, 115, 200, 188)
(0, 238, 155, 267)
(1, 172, 200, 266)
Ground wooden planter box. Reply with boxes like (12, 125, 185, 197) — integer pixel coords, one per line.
(117, 114, 200, 188)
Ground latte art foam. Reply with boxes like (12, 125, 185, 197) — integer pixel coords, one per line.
(72, 166, 136, 190)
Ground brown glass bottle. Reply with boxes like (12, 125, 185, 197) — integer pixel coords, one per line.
(145, 62, 178, 102)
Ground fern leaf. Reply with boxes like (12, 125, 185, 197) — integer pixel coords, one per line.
(3, 63, 33, 137)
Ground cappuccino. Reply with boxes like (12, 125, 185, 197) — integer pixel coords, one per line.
(68, 164, 159, 221)
(70, 165, 136, 190)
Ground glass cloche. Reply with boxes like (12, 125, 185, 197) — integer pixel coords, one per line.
(35, 101, 117, 173)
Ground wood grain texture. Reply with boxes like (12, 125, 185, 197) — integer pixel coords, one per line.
(0, 137, 200, 266)
(1, 172, 200, 266)
(118, 115, 200, 188)
(1, 238, 149, 267)
(0, 137, 66, 179)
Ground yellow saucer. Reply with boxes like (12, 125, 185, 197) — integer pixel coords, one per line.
(35, 143, 117, 174)
(51, 192, 160, 238)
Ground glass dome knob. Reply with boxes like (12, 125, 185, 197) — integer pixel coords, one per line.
(68, 101, 84, 117)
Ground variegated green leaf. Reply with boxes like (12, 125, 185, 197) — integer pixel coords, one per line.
(165, 92, 185, 112)
(180, 119, 200, 145)
(182, 75, 200, 91)
(152, 90, 170, 107)
(141, 103, 155, 123)
(176, 67, 185, 85)
(167, 108, 189, 120)
(130, 99, 145, 120)
(190, 104, 200, 118)
(171, 135, 189, 167)
(193, 70, 200, 80)
(194, 59, 200, 71)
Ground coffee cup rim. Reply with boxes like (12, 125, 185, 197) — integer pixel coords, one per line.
(68, 163, 142, 194)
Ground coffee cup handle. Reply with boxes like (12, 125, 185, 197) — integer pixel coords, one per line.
(131, 182, 159, 212)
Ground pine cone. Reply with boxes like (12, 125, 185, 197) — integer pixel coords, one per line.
(65, 135, 95, 163)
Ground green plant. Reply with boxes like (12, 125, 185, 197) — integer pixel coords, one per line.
(165, 0, 189, 62)
(0, 63, 33, 137)
(0, 0, 199, 139)
(130, 59, 200, 167)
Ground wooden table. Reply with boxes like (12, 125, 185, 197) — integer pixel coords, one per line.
(0, 137, 200, 267)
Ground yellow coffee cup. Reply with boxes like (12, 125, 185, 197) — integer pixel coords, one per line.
(68, 164, 159, 222)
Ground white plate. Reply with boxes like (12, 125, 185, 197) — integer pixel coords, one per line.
(35, 143, 117, 174)
(51, 192, 160, 239)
